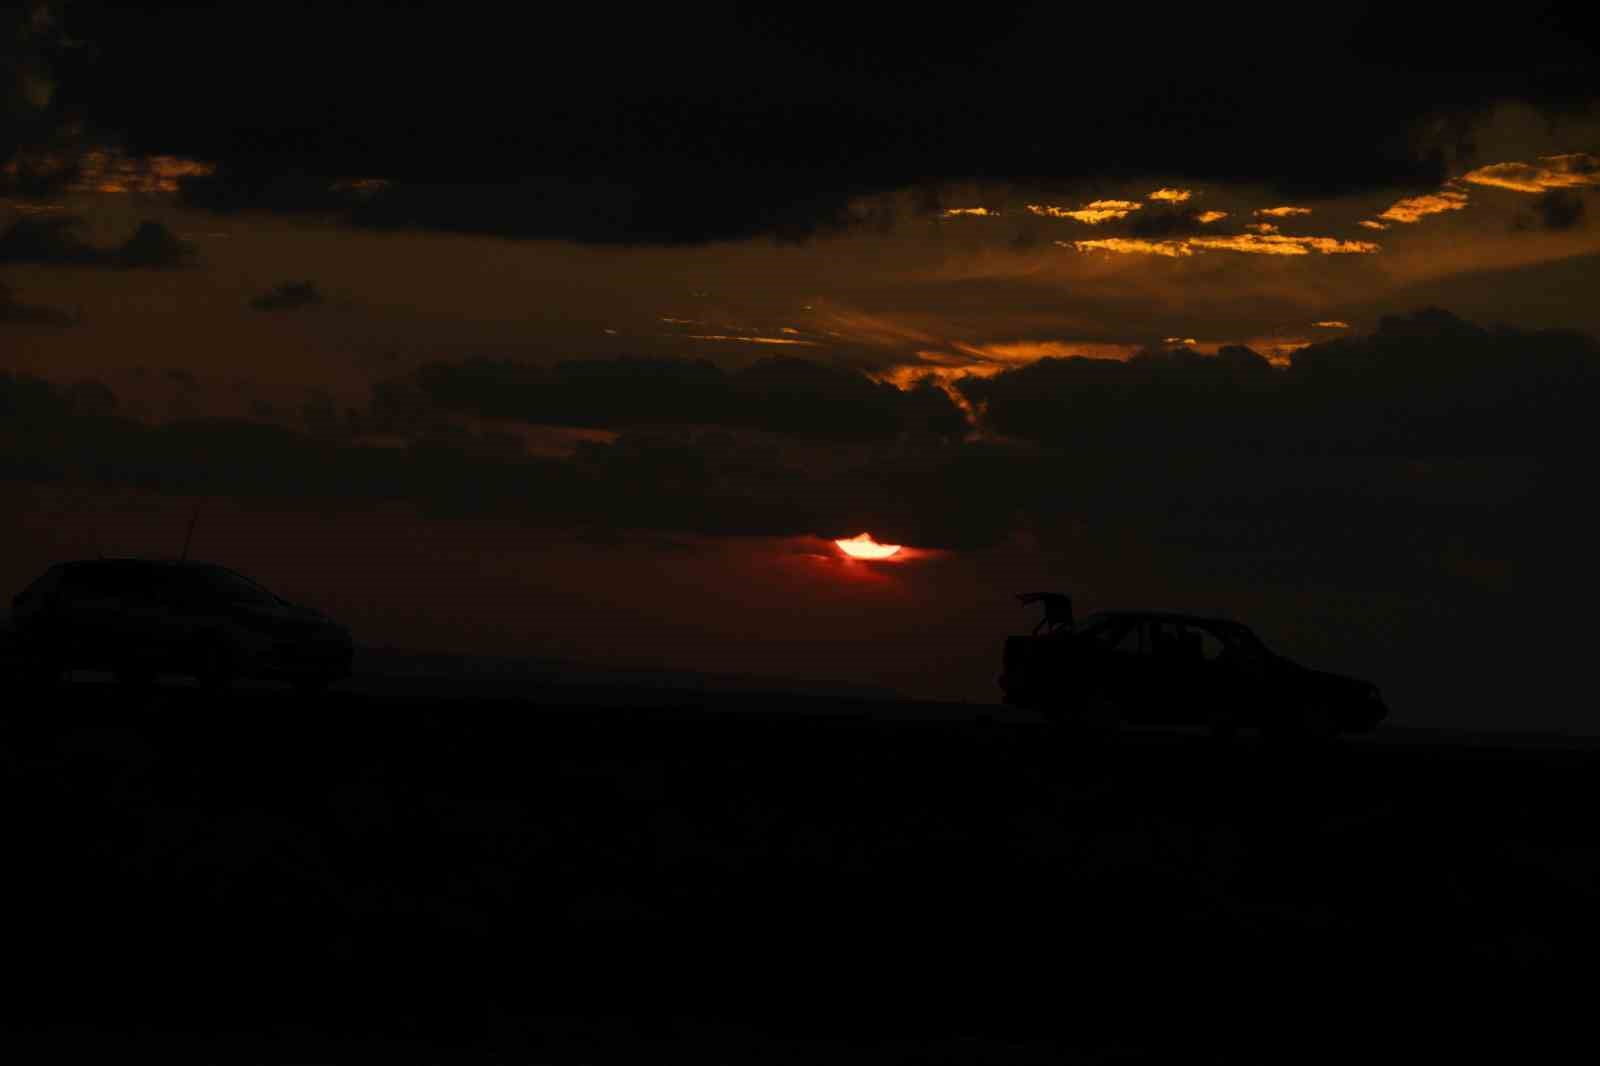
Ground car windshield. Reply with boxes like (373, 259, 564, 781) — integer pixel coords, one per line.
(1213, 621, 1271, 656)
(189, 566, 281, 605)
(1077, 613, 1124, 644)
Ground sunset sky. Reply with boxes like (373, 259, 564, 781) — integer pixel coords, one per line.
(5, 3, 1600, 726)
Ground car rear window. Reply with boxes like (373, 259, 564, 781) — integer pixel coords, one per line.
(58, 562, 163, 600)
(13, 567, 60, 610)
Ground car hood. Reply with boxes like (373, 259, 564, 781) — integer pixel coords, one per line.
(1286, 660, 1376, 694)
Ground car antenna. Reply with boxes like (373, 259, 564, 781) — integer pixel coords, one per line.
(180, 500, 201, 562)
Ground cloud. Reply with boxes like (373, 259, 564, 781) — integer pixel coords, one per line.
(1377, 189, 1469, 223)
(1461, 154, 1599, 194)
(47, 7, 1600, 245)
(1358, 219, 1389, 230)
(687, 334, 822, 347)
(1254, 206, 1312, 217)
(1127, 204, 1227, 238)
(1026, 200, 1142, 223)
(179, 169, 880, 247)
(0, 214, 194, 267)
(10, 315, 1600, 723)
(1512, 189, 1586, 232)
(1244, 222, 1278, 234)
(1065, 233, 1379, 257)
(250, 280, 325, 312)
(0, 279, 75, 325)
(2, 145, 216, 194)
(1065, 237, 1193, 257)
(960, 309, 1600, 457)
(113, 220, 194, 268)
(392, 355, 967, 442)
(941, 207, 996, 217)
(1313, 320, 1349, 328)
(1148, 188, 1192, 202)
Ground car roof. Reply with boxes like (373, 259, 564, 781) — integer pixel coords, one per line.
(60, 558, 222, 569)
(1085, 609, 1250, 628)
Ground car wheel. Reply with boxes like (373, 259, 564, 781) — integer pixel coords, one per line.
(1076, 688, 1121, 737)
(21, 649, 65, 691)
(294, 675, 333, 697)
(1267, 703, 1337, 747)
(1207, 710, 1239, 743)
(116, 664, 157, 691)
(1298, 703, 1338, 743)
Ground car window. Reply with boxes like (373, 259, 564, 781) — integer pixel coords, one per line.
(1185, 625, 1228, 662)
(1107, 619, 1146, 655)
(13, 568, 57, 610)
(1078, 614, 1119, 643)
(58, 563, 159, 602)
(178, 566, 280, 606)
(1210, 624, 1271, 669)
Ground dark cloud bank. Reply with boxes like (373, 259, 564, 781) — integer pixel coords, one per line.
(0, 214, 193, 268)
(6, 309, 1600, 724)
(34, 4, 1599, 243)
(250, 280, 323, 312)
(0, 279, 75, 325)
(6, 309, 1597, 555)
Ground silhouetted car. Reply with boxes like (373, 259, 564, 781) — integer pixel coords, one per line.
(11, 559, 353, 694)
(998, 593, 1387, 740)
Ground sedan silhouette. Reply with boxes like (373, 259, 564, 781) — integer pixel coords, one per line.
(999, 594, 1386, 740)
(12, 558, 353, 694)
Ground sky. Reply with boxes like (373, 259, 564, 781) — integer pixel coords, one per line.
(4, 2, 1600, 727)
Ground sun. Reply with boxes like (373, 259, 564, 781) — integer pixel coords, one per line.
(834, 532, 902, 560)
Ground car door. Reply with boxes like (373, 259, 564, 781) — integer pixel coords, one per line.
(1170, 622, 1233, 726)
(1212, 623, 1273, 723)
(1138, 620, 1206, 726)
(1100, 617, 1156, 720)
(111, 565, 187, 667)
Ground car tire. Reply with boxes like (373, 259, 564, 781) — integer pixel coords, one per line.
(1207, 711, 1239, 743)
(116, 665, 157, 691)
(1266, 703, 1337, 747)
(1298, 702, 1338, 744)
(294, 675, 333, 697)
(21, 649, 65, 691)
(1076, 688, 1121, 737)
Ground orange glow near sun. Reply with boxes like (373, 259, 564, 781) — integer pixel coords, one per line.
(835, 532, 903, 560)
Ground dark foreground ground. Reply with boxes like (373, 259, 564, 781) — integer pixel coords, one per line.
(2, 676, 1597, 1063)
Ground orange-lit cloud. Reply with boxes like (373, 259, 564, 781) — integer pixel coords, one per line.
(1255, 206, 1312, 217)
(331, 178, 393, 198)
(1460, 154, 1599, 193)
(952, 339, 1143, 364)
(942, 207, 998, 217)
(1313, 320, 1349, 328)
(1027, 200, 1142, 223)
(1377, 189, 1469, 223)
(1245, 222, 1279, 234)
(1065, 233, 1379, 256)
(1195, 211, 1228, 224)
(1358, 219, 1389, 230)
(1148, 188, 1193, 202)
(1164, 336, 1198, 346)
(1192, 234, 1379, 255)
(688, 334, 823, 346)
(1064, 237, 1193, 257)
(2, 148, 218, 194)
